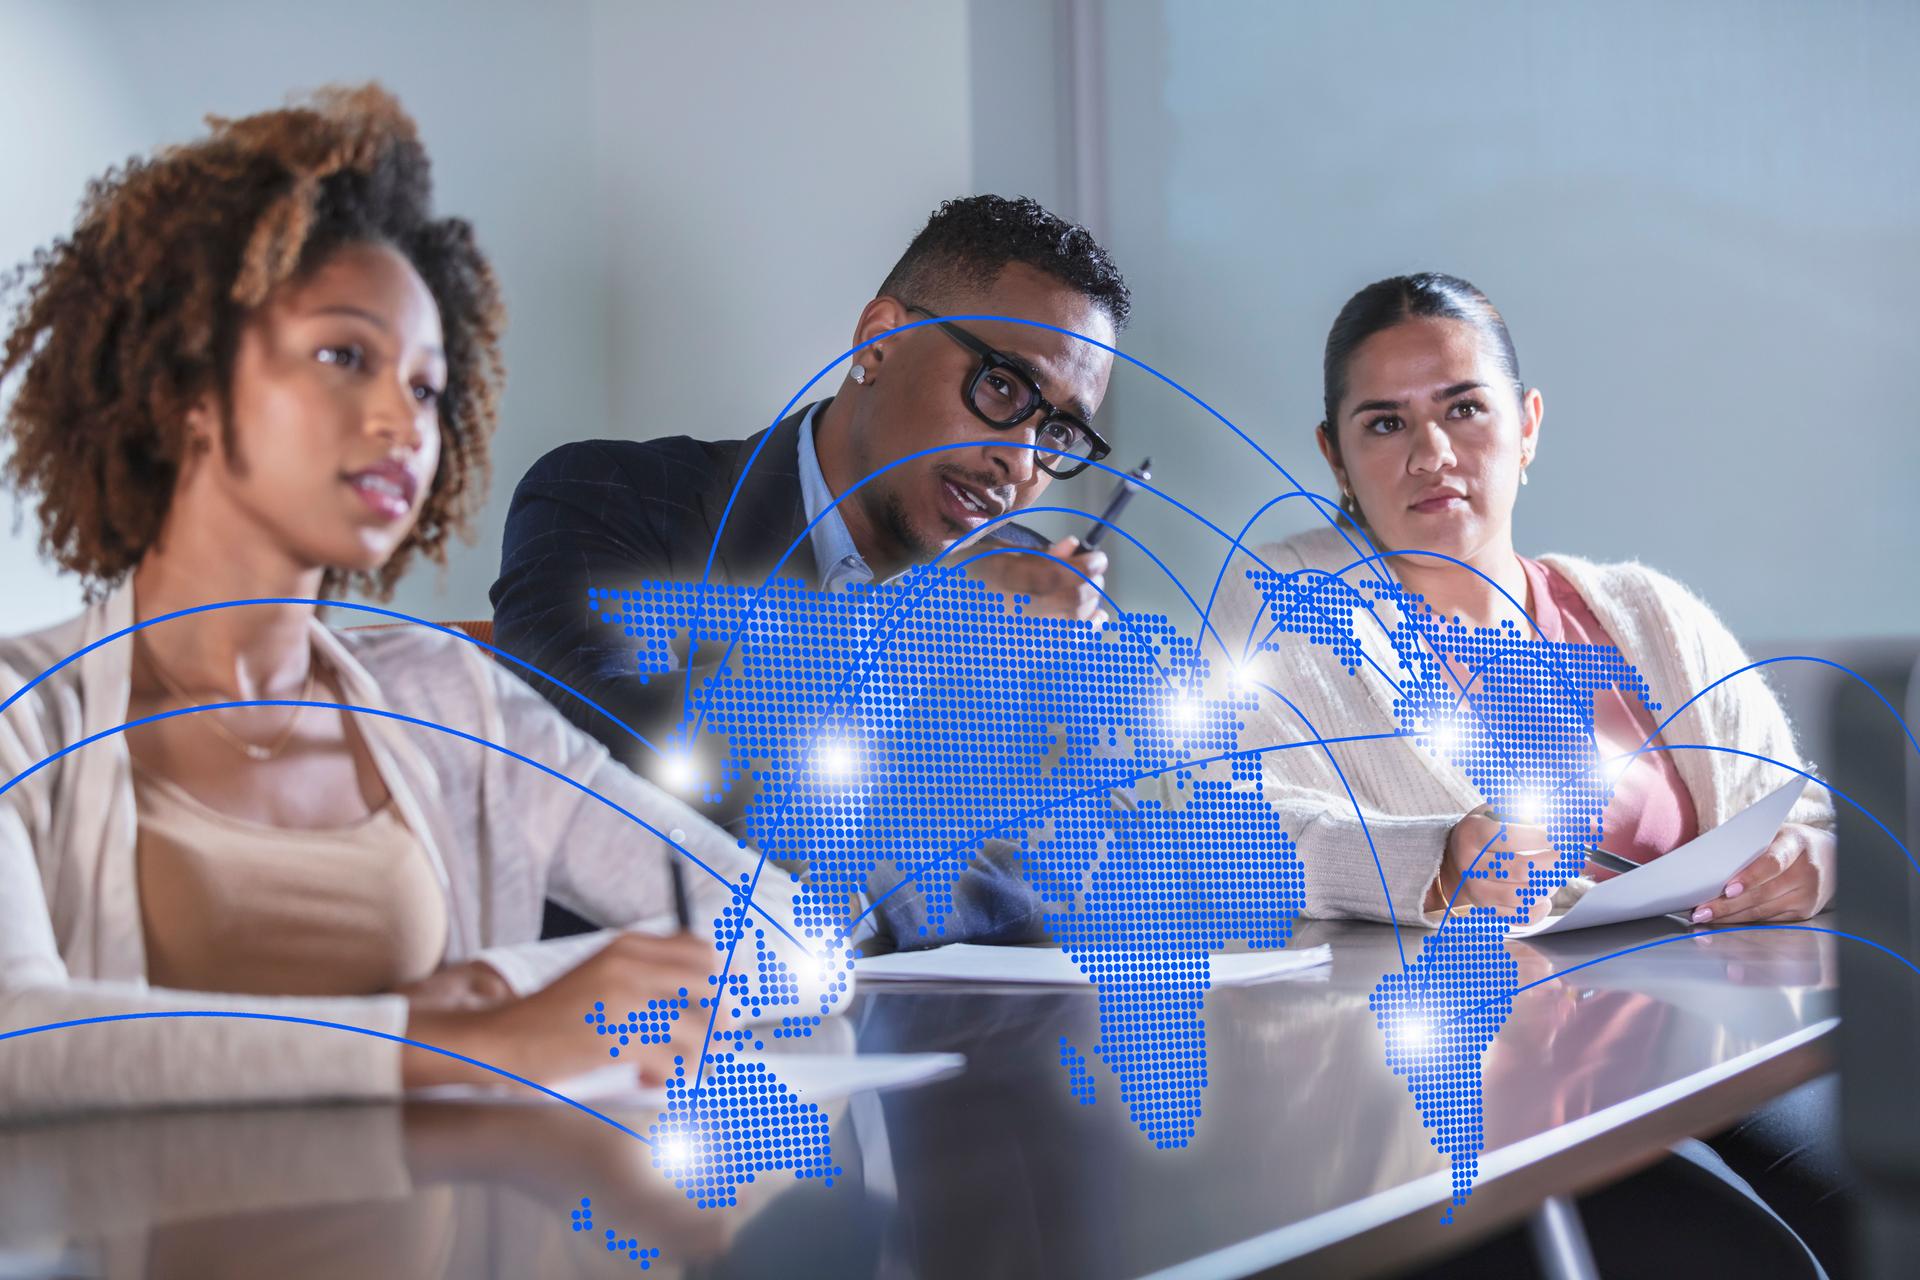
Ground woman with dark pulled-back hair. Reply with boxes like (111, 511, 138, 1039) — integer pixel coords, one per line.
(1213, 272, 1845, 1273)
(1221, 270, 1834, 930)
(0, 86, 840, 1116)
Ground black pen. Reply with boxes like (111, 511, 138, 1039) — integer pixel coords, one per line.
(667, 830, 692, 930)
(1083, 458, 1152, 549)
(1582, 844, 1641, 876)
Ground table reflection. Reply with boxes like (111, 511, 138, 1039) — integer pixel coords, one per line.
(0, 920, 1838, 1280)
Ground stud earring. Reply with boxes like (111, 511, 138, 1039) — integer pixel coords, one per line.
(850, 363, 867, 385)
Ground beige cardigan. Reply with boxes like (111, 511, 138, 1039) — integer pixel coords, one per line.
(0, 584, 839, 1117)
(1206, 527, 1835, 927)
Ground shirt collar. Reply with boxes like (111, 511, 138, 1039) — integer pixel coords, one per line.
(796, 400, 875, 592)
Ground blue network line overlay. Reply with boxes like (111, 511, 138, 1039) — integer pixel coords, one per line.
(599, 567, 1306, 1150)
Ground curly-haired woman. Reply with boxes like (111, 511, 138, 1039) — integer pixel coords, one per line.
(0, 86, 841, 1115)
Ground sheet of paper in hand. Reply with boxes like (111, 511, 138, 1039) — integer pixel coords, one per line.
(1513, 776, 1810, 937)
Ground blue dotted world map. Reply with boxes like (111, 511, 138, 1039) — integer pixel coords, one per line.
(592, 553, 1649, 1223)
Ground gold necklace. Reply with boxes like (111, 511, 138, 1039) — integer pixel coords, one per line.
(141, 638, 318, 763)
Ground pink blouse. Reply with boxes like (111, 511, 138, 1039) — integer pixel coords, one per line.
(1518, 555, 1700, 869)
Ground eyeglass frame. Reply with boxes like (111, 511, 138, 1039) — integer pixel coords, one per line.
(899, 304, 1111, 479)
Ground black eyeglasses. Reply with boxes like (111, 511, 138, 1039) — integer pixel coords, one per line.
(902, 305, 1110, 479)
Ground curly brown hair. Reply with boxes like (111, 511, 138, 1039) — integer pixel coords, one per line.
(0, 83, 505, 599)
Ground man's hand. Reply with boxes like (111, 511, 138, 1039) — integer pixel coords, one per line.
(966, 535, 1109, 625)
(1689, 822, 1835, 925)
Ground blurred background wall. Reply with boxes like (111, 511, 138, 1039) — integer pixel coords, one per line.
(4, 0, 1913, 641)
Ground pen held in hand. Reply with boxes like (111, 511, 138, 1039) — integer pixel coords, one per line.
(1082, 458, 1151, 549)
(1582, 844, 1642, 877)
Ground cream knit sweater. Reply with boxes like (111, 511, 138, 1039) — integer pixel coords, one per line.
(1202, 526, 1835, 928)
(0, 584, 844, 1117)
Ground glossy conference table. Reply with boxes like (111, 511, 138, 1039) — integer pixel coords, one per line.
(0, 917, 1837, 1279)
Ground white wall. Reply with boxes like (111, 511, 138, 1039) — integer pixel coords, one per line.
(1071, 0, 1919, 642)
(1, 0, 975, 632)
(589, 1, 974, 449)
(12, 1, 1908, 643)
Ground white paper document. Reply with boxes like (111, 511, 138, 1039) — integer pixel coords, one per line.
(853, 942, 1332, 986)
(410, 1051, 964, 1110)
(1511, 776, 1809, 937)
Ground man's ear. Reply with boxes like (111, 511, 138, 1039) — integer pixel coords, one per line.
(849, 295, 915, 379)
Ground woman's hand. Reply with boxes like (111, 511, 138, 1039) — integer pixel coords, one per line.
(402, 931, 715, 1091)
(1429, 807, 1559, 922)
(394, 960, 513, 1013)
(1689, 822, 1835, 926)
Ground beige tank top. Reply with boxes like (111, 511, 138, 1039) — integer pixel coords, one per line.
(134, 763, 448, 996)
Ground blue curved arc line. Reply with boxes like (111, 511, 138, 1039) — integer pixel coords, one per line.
(1248, 549, 1601, 751)
(0, 1010, 655, 1145)
(1203, 490, 1366, 662)
(924, 503, 1239, 663)
(688, 547, 1153, 1098)
(1637, 744, 1913, 871)
(1630, 655, 1920, 762)
(680, 449, 1298, 742)
(1527, 740, 1909, 873)
(1438, 924, 1917, 1028)
(1248, 679, 1410, 969)
(751, 533, 1238, 856)
(681, 304, 1390, 731)
(1429, 821, 1536, 940)
(849, 728, 1411, 933)
(0, 699, 810, 953)
(1243, 564, 1529, 783)
(686, 312, 1348, 690)
(0, 597, 660, 760)
(1426, 739, 1915, 947)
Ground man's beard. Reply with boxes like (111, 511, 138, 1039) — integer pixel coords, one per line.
(876, 486, 942, 565)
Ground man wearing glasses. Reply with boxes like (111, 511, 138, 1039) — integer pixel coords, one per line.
(491, 196, 1130, 808)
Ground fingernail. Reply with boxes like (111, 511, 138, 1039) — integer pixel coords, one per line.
(1724, 882, 1744, 899)
(1691, 906, 1713, 924)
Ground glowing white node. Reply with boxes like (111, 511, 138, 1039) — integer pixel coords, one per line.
(661, 751, 697, 792)
(819, 740, 859, 777)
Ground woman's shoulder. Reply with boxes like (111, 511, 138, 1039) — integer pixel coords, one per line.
(0, 606, 102, 713)
(0, 608, 93, 671)
(332, 619, 569, 734)
(332, 620, 497, 703)
(1239, 523, 1378, 578)
(1535, 551, 1719, 626)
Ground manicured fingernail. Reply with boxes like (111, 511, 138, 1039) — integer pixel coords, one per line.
(1724, 882, 1744, 899)
(1691, 906, 1713, 924)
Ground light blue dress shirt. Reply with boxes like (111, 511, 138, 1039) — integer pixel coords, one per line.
(796, 401, 876, 592)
